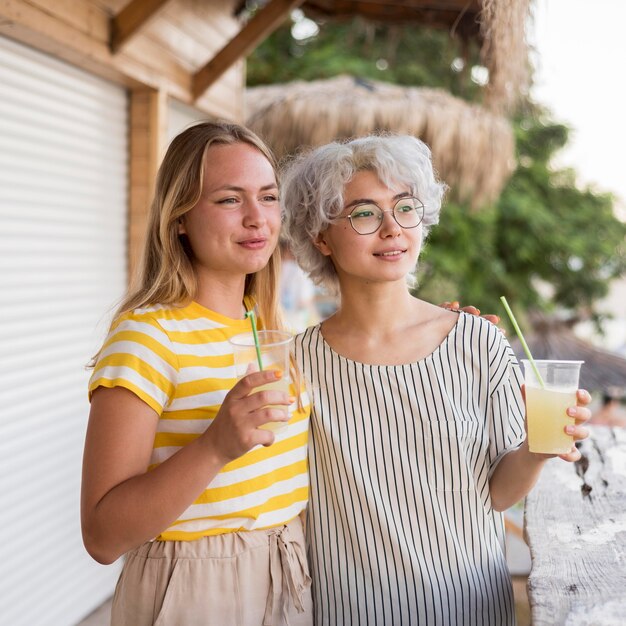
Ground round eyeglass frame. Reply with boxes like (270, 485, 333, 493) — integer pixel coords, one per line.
(336, 196, 425, 235)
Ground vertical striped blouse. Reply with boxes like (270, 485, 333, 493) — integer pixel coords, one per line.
(294, 313, 525, 626)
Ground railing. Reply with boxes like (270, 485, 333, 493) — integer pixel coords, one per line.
(524, 426, 626, 624)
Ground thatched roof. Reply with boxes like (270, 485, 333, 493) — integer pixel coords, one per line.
(508, 318, 626, 395)
(246, 75, 515, 206)
(296, 0, 531, 113)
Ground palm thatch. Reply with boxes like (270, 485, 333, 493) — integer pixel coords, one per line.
(246, 75, 515, 207)
(508, 317, 626, 395)
(480, 0, 531, 113)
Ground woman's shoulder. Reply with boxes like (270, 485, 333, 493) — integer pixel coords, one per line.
(109, 303, 185, 343)
(294, 323, 322, 344)
(455, 309, 503, 336)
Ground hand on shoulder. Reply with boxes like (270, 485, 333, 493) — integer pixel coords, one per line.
(439, 300, 502, 328)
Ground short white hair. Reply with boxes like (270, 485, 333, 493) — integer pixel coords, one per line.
(280, 134, 446, 293)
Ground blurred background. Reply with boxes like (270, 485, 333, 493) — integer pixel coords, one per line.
(0, 1, 624, 624)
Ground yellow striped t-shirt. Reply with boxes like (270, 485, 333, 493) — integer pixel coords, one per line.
(89, 301, 309, 541)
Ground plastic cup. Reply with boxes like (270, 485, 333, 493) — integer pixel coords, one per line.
(229, 330, 293, 434)
(521, 359, 584, 454)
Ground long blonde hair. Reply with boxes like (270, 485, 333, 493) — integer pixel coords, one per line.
(103, 121, 283, 344)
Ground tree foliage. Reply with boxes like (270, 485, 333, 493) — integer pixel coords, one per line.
(419, 112, 626, 326)
(247, 14, 626, 328)
(248, 15, 483, 100)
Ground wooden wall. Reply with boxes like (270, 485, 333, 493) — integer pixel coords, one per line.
(0, 0, 245, 121)
(0, 0, 246, 274)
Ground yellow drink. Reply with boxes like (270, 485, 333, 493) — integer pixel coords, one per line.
(255, 376, 290, 434)
(526, 386, 575, 454)
(229, 330, 293, 437)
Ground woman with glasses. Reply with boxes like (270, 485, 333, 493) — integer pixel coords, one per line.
(281, 134, 591, 625)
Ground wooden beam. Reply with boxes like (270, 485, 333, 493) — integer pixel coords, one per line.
(193, 0, 304, 100)
(0, 0, 245, 119)
(128, 88, 168, 280)
(111, 0, 172, 53)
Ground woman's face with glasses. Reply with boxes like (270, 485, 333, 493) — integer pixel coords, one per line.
(337, 196, 425, 235)
(314, 170, 424, 287)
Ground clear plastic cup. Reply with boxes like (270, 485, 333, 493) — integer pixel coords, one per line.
(521, 359, 584, 454)
(229, 330, 293, 434)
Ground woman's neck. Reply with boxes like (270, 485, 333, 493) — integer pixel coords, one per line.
(329, 279, 422, 336)
(320, 279, 458, 366)
(193, 270, 247, 319)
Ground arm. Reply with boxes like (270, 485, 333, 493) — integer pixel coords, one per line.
(489, 388, 592, 511)
(81, 370, 289, 564)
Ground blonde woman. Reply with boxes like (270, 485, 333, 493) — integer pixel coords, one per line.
(281, 135, 592, 626)
(81, 122, 311, 625)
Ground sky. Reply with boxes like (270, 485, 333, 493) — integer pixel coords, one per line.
(531, 0, 626, 213)
(531, 0, 626, 352)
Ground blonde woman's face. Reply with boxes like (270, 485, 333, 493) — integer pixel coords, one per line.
(178, 142, 280, 281)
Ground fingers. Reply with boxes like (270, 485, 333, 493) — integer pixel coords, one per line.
(231, 370, 283, 399)
(245, 362, 260, 375)
(251, 407, 290, 428)
(460, 305, 480, 315)
(439, 301, 459, 311)
(558, 446, 582, 463)
(576, 389, 592, 406)
(565, 423, 589, 442)
(438, 301, 501, 328)
(567, 404, 592, 425)
(244, 390, 293, 415)
(481, 314, 501, 325)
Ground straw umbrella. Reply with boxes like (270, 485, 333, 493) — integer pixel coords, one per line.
(246, 75, 515, 207)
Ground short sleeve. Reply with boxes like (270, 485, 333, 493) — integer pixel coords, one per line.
(88, 310, 179, 414)
(487, 330, 526, 474)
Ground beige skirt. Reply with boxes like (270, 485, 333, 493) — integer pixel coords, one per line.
(110, 516, 312, 626)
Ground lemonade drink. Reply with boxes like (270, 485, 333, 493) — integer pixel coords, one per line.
(255, 375, 291, 434)
(525, 386, 575, 454)
(521, 359, 583, 455)
(229, 331, 293, 435)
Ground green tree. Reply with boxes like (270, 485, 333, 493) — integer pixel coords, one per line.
(418, 111, 626, 325)
(248, 14, 482, 100)
(248, 14, 626, 328)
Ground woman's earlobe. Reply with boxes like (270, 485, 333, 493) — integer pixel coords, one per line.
(313, 233, 332, 256)
(177, 217, 186, 235)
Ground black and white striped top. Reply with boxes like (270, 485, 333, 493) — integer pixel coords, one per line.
(294, 313, 525, 626)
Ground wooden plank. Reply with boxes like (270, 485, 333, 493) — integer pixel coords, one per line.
(128, 88, 167, 280)
(524, 426, 626, 624)
(161, 0, 238, 48)
(26, 0, 110, 43)
(110, 0, 171, 52)
(0, 1, 244, 116)
(192, 0, 304, 100)
(0, 1, 186, 100)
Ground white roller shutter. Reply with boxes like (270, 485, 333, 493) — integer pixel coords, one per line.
(167, 97, 210, 144)
(0, 36, 127, 625)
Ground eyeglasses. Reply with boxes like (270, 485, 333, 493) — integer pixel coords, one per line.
(336, 196, 425, 235)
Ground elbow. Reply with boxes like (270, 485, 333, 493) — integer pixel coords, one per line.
(488, 479, 512, 512)
(81, 524, 123, 565)
(491, 498, 508, 513)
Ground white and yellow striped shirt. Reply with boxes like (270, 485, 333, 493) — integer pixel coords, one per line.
(89, 300, 309, 541)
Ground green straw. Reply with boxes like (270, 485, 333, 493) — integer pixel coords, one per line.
(499, 296, 545, 389)
(245, 310, 264, 372)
